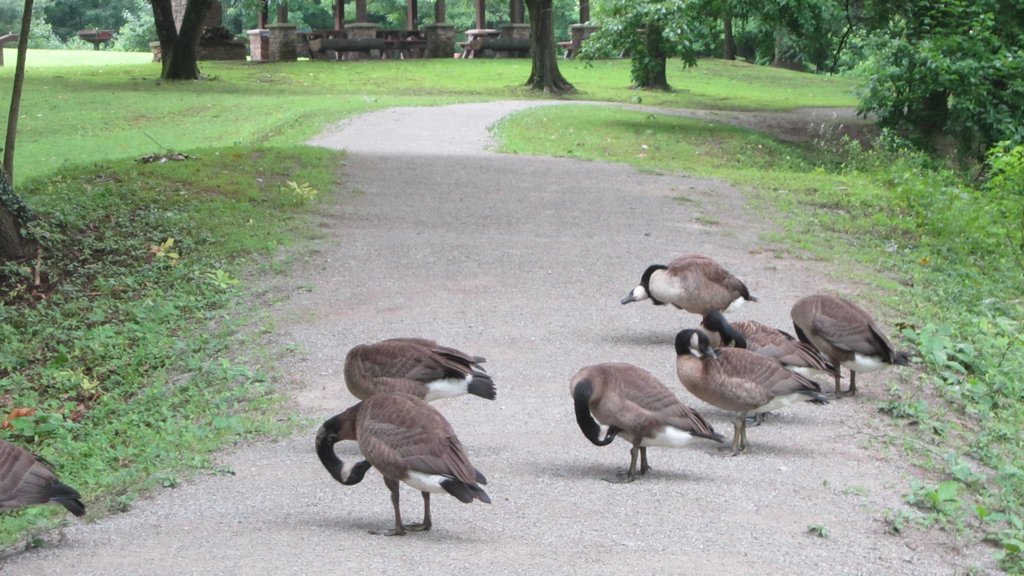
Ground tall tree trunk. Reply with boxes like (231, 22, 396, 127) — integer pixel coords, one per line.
(3, 0, 32, 177)
(722, 14, 736, 60)
(772, 23, 784, 67)
(150, 0, 213, 80)
(524, 0, 574, 94)
(1, 0, 40, 262)
(636, 25, 668, 90)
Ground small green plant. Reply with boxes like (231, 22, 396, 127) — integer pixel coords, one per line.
(205, 269, 240, 290)
(280, 181, 320, 205)
(807, 523, 829, 538)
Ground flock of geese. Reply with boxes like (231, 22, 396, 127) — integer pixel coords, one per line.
(314, 253, 912, 536)
(0, 254, 911, 539)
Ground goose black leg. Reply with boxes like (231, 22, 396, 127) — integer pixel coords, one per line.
(639, 447, 651, 475)
(405, 492, 432, 532)
(371, 478, 406, 536)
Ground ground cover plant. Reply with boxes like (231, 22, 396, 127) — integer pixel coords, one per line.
(497, 105, 1024, 572)
(3, 53, 1019, 570)
(0, 145, 340, 546)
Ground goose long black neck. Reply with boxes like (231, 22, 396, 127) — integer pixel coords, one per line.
(315, 413, 370, 486)
(702, 311, 747, 348)
(572, 379, 617, 446)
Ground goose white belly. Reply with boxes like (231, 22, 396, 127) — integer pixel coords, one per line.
(622, 426, 700, 448)
(842, 354, 888, 373)
(403, 471, 451, 494)
(423, 376, 471, 401)
(755, 393, 811, 414)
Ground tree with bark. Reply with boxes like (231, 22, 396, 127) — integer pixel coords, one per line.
(579, 0, 698, 91)
(1, 0, 40, 262)
(524, 0, 574, 94)
(149, 0, 213, 81)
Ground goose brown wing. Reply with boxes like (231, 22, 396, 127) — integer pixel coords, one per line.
(738, 321, 837, 375)
(0, 441, 83, 515)
(356, 395, 480, 485)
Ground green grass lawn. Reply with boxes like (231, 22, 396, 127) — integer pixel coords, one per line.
(0, 56, 858, 184)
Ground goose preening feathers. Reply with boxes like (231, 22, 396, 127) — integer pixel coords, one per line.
(701, 310, 839, 381)
(791, 294, 911, 398)
(0, 439, 85, 517)
(344, 337, 495, 402)
(621, 254, 756, 315)
(674, 329, 828, 455)
(316, 393, 490, 536)
(570, 363, 724, 482)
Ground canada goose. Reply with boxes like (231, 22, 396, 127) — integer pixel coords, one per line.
(0, 439, 85, 516)
(791, 294, 911, 398)
(674, 329, 828, 455)
(621, 254, 756, 315)
(701, 310, 839, 380)
(316, 393, 490, 536)
(344, 337, 495, 402)
(570, 363, 723, 482)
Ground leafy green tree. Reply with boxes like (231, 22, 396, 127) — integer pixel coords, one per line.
(857, 0, 1024, 158)
(42, 0, 140, 40)
(581, 0, 698, 90)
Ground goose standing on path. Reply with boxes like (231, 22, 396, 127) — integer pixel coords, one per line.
(570, 363, 723, 482)
(674, 329, 829, 455)
(0, 439, 85, 517)
(700, 310, 839, 381)
(316, 393, 490, 536)
(790, 294, 911, 398)
(621, 254, 757, 315)
(344, 337, 495, 402)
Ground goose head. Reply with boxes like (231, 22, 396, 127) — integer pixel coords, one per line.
(674, 329, 717, 359)
(621, 264, 667, 305)
(315, 404, 372, 486)
(700, 310, 748, 348)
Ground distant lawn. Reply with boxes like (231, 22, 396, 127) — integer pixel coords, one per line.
(2, 48, 153, 67)
(0, 55, 859, 184)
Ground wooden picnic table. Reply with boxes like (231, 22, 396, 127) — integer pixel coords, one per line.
(459, 28, 500, 58)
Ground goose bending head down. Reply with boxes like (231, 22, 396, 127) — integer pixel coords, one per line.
(700, 310, 839, 381)
(790, 294, 911, 398)
(674, 329, 828, 455)
(316, 393, 490, 536)
(621, 254, 756, 315)
(344, 337, 495, 402)
(0, 439, 85, 517)
(570, 362, 723, 482)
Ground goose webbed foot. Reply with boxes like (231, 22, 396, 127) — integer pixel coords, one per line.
(370, 527, 406, 536)
(404, 521, 431, 532)
(604, 470, 637, 484)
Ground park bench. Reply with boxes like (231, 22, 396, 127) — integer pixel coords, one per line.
(308, 37, 388, 60)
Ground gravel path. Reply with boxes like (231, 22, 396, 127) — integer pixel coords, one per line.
(1, 102, 994, 575)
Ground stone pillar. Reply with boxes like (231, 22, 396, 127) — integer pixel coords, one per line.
(268, 23, 298, 61)
(569, 23, 599, 56)
(424, 23, 456, 58)
(247, 29, 269, 61)
(498, 23, 530, 40)
(344, 22, 379, 60)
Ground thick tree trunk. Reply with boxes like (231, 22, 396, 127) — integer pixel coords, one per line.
(524, 0, 575, 94)
(722, 14, 736, 60)
(636, 25, 668, 90)
(150, 0, 213, 81)
(0, 167, 39, 262)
